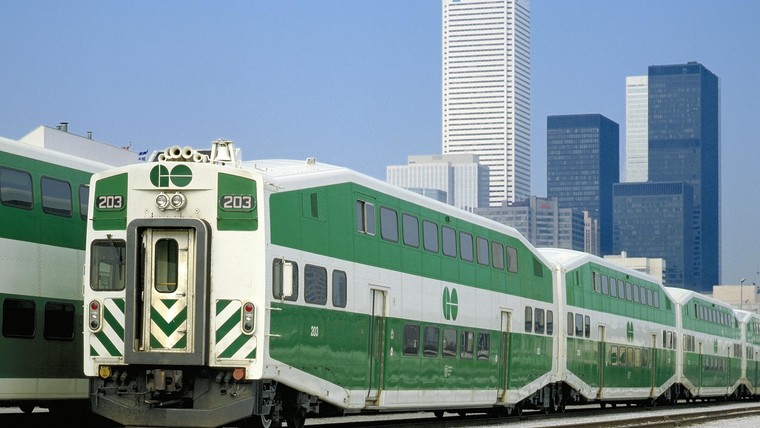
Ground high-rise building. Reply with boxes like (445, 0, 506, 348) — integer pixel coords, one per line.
(474, 196, 584, 251)
(546, 114, 619, 256)
(386, 153, 490, 211)
(442, 0, 531, 206)
(613, 182, 694, 288)
(647, 62, 720, 291)
(625, 76, 648, 182)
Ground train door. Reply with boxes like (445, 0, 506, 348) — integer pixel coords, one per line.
(650, 334, 657, 398)
(598, 325, 606, 398)
(366, 289, 387, 405)
(497, 311, 511, 401)
(141, 229, 195, 352)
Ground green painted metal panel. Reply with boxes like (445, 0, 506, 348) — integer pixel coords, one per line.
(93, 173, 128, 230)
(217, 173, 258, 231)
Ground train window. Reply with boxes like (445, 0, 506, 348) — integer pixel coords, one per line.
(633, 284, 640, 303)
(90, 239, 127, 291)
(402, 213, 420, 247)
(380, 207, 398, 243)
(533, 257, 543, 278)
(534, 308, 545, 334)
(626, 282, 633, 301)
(443, 328, 457, 358)
(635, 348, 641, 368)
(41, 177, 72, 217)
(2, 298, 35, 338)
(672, 332, 677, 349)
(506, 246, 518, 273)
(524, 307, 533, 333)
(609, 277, 617, 297)
(460, 232, 474, 262)
(403, 324, 420, 356)
(647, 289, 654, 307)
(618, 280, 626, 300)
(461, 330, 475, 359)
(601, 275, 609, 295)
(584, 316, 590, 338)
(79, 185, 90, 221)
(641, 349, 648, 367)
(640, 287, 647, 306)
(355, 200, 375, 235)
(423, 326, 439, 357)
(44, 302, 75, 341)
(476, 333, 490, 360)
(272, 258, 299, 301)
(567, 312, 574, 336)
(575, 314, 583, 338)
(476, 237, 489, 266)
(442, 226, 457, 258)
(422, 220, 439, 253)
(332, 270, 347, 308)
(654, 292, 661, 309)
(593, 272, 600, 292)
(304, 265, 327, 305)
(0, 167, 33, 209)
(154, 239, 179, 293)
(546, 310, 554, 335)
(492, 242, 504, 270)
(610, 346, 618, 366)
(619, 347, 627, 366)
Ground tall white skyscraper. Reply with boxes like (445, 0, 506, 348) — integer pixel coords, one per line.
(442, 0, 531, 206)
(625, 75, 648, 182)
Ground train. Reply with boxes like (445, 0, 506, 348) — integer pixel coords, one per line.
(0, 136, 108, 414)
(82, 140, 759, 428)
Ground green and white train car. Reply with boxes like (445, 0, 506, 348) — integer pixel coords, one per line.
(733, 310, 760, 396)
(539, 249, 678, 406)
(667, 288, 742, 400)
(0, 136, 107, 413)
(83, 142, 562, 427)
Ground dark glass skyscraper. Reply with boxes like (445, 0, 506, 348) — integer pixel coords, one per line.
(648, 62, 720, 291)
(547, 114, 619, 255)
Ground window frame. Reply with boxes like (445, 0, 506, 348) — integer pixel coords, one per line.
(0, 167, 33, 210)
(40, 176, 73, 217)
(304, 264, 328, 305)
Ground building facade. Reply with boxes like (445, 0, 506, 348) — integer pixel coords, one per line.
(386, 153, 489, 211)
(647, 62, 720, 291)
(625, 76, 648, 182)
(475, 196, 584, 251)
(604, 252, 666, 285)
(546, 114, 619, 255)
(613, 182, 694, 288)
(442, 0, 531, 206)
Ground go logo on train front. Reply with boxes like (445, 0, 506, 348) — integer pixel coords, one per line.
(150, 164, 193, 187)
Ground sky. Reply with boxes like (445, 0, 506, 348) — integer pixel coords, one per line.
(1, 1, 759, 287)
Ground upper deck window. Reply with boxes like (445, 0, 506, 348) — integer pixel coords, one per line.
(356, 200, 375, 235)
(41, 177, 72, 217)
(0, 167, 33, 209)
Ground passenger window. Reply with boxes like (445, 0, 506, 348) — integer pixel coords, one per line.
(492, 241, 504, 270)
(546, 310, 554, 335)
(0, 167, 33, 209)
(44, 302, 75, 341)
(477, 333, 490, 360)
(2, 298, 35, 338)
(633, 284, 640, 303)
(506, 246, 518, 273)
(534, 308, 545, 334)
(459, 232, 474, 262)
(524, 306, 533, 333)
(90, 239, 127, 291)
(533, 257, 543, 277)
(584, 315, 591, 338)
(640, 286, 647, 305)
(654, 292, 660, 309)
(647, 289, 654, 307)
(154, 239, 179, 293)
(622, 282, 629, 301)
(304, 264, 327, 305)
(272, 258, 299, 301)
(79, 185, 90, 221)
(610, 346, 618, 365)
(442, 328, 457, 358)
(593, 272, 600, 292)
(567, 312, 574, 336)
(41, 177, 72, 217)
(575, 313, 583, 337)
(610, 277, 617, 297)
(380, 207, 398, 242)
(332, 270, 347, 308)
(403, 324, 420, 356)
(601, 275, 609, 295)
(442, 226, 457, 257)
(423, 326, 439, 357)
(402, 213, 419, 247)
(619, 346, 627, 366)
(356, 200, 375, 235)
(476, 237, 489, 266)
(460, 330, 474, 359)
(422, 220, 439, 253)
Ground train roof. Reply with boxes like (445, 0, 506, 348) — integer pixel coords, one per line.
(0, 135, 112, 173)
(665, 286, 735, 311)
(537, 247, 662, 285)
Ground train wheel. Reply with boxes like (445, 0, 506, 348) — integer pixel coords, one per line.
(19, 404, 34, 414)
(434, 410, 444, 418)
(284, 408, 305, 428)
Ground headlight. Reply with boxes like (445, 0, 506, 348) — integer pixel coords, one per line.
(170, 192, 186, 210)
(156, 193, 170, 210)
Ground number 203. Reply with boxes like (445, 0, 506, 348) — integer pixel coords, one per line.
(97, 195, 123, 210)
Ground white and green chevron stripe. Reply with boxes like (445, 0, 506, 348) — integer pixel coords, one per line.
(215, 299, 256, 360)
(90, 298, 125, 357)
(149, 299, 188, 350)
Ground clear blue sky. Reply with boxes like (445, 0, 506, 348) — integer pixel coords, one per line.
(2, 1, 759, 286)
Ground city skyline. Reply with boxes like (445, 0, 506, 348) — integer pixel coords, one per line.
(2, 1, 759, 286)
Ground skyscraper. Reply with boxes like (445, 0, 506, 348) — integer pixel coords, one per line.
(647, 62, 720, 291)
(625, 76, 648, 182)
(547, 114, 619, 255)
(442, 0, 531, 206)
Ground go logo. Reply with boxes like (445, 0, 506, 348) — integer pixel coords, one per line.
(150, 164, 193, 187)
(443, 287, 459, 321)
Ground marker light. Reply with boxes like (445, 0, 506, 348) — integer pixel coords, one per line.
(99, 365, 112, 379)
(155, 193, 170, 210)
(242, 302, 255, 334)
(88, 300, 101, 331)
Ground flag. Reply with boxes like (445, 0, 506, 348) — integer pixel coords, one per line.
(138, 150, 149, 161)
